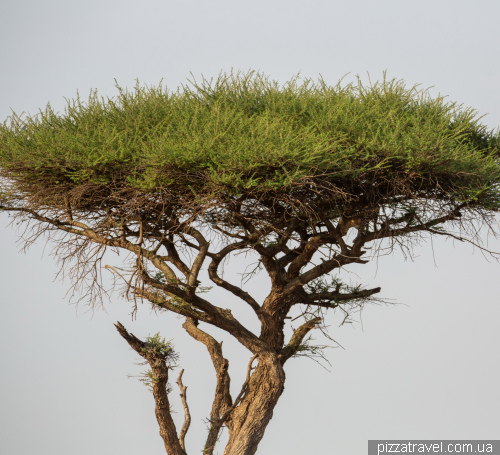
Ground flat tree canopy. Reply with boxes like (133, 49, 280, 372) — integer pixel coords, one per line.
(1, 72, 499, 455)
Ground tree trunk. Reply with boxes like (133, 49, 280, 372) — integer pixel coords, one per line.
(224, 352, 285, 455)
(114, 323, 185, 455)
(150, 358, 186, 455)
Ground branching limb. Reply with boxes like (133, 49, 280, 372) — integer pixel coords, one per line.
(284, 254, 364, 296)
(163, 237, 192, 278)
(320, 216, 349, 255)
(137, 284, 268, 353)
(208, 242, 261, 315)
(135, 287, 209, 321)
(203, 353, 259, 455)
(182, 227, 210, 288)
(182, 317, 232, 455)
(359, 206, 466, 246)
(286, 233, 337, 280)
(182, 317, 233, 415)
(426, 227, 500, 257)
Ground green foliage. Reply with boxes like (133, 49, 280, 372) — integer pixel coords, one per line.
(305, 275, 361, 302)
(1, 71, 499, 209)
(136, 369, 173, 394)
(142, 333, 176, 358)
(127, 334, 177, 394)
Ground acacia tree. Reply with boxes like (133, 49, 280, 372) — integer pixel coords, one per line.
(1, 73, 499, 455)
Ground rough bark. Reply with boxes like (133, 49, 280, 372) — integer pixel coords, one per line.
(114, 322, 185, 455)
(223, 352, 286, 455)
(182, 317, 233, 454)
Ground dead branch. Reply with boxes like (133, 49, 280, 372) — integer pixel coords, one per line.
(176, 370, 191, 454)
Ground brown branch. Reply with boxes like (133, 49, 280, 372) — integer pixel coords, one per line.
(203, 353, 260, 454)
(284, 254, 364, 296)
(182, 317, 232, 455)
(177, 227, 211, 288)
(253, 248, 286, 289)
(425, 227, 500, 257)
(208, 242, 261, 314)
(177, 235, 217, 260)
(286, 233, 336, 280)
(14, 209, 185, 286)
(277, 248, 301, 268)
(360, 206, 466, 245)
(114, 322, 185, 455)
(176, 370, 191, 454)
(163, 237, 191, 278)
(142, 276, 266, 352)
(280, 317, 322, 364)
(189, 240, 209, 287)
(227, 210, 287, 288)
(219, 353, 259, 421)
(301, 286, 382, 305)
(261, 217, 301, 257)
(320, 216, 349, 255)
(134, 287, 209, 321)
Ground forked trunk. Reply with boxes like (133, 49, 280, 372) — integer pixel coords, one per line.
(224, 353, 285, 455)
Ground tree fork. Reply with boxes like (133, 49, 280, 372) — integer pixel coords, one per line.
(223, 353, 286, 455)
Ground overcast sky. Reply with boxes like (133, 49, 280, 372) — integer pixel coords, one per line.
(1, 1, 499, 454)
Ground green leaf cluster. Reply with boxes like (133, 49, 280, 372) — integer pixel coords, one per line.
(142, 333, 175, 358)
(1, 71, 499, 207)
(305, 276, 363, 303)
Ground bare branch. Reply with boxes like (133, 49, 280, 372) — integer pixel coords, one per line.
(286, 233, 336, 280)
(280, 317, 322, 364)
(138, 286, 268, 354)
(284, 254, 364, 296)
(176, 370, 191, 454)
(208, 242, 261, 314)
(219, 353, 259, 422)
(203, 353, 260, 454)
(182, 317, 232, 415)
(183, 317, 233, 455)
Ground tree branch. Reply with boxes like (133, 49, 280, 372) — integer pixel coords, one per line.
(163, 237, 192, 278)
(137, 281, 268, 354)
(284, 254, 364, 296)
(360, 206, 465, 245)
(203, 353, 260, 454)
(182, 317, 232, 455)
(176, 370, 191, 454)
(280, 317, 321, 364)
(114, 322, 185, 455)
(300, 286, 381, 305)
(286, 233, 337, 280)
(208, 241, 261, 314)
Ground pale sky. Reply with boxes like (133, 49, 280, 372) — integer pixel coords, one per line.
(1, 1, 499, 454)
